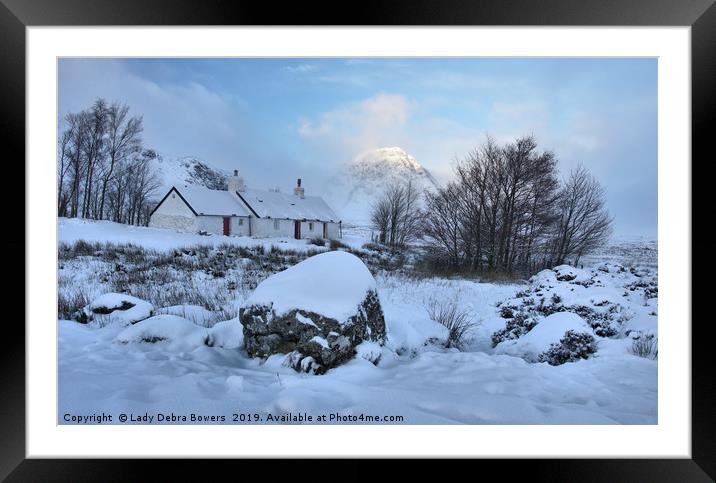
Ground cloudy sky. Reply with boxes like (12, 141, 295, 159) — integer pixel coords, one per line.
(58, 58, 657, 237)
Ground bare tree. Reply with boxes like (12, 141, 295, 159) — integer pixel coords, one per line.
(98, 102, 143, 220)
(369, 179, 422, 248)
(370, 197, 391, 244)
(80, 98, 108, 218)
(58, 98, 158, 226)
(423, 182, 464, 268)
(64, 112, 87, 218)
(57, 125, 72, 216)
(550, 165, 613, 265)
(421, 135, 609, 277)
(128, 153, 162, 225)
(395, 178, 422, 246)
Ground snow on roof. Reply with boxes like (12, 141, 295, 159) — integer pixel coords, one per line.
(175, 185, 250, 217)
(244, 251, 376, 322)
(238, 188, 340, 222)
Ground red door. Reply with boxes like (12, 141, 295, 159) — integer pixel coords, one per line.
(294, 220, 301, 239)
(223, 217, 230, 236)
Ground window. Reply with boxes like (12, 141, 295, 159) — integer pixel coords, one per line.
(273, 219, 280, 230)
(309, 222, 314, 231)
(238, 218, 244, 226)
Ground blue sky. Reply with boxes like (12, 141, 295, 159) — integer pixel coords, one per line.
(58, 58, 657, 237)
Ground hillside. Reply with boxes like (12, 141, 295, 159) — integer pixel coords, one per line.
(149, 153, 229, 193)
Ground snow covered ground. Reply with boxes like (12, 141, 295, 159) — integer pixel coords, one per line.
(58, 217, 335, 253)
(577, 236, 657, 270)
(58, 219, 657, 424)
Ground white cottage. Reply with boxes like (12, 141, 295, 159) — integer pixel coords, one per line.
(149, 170, 341, 239)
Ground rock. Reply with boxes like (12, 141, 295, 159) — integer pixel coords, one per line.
(115, 314, 209, 350)
(77, 292, 154, 327)
(241, 251, 386, 374)
(553, 265, 592, 284)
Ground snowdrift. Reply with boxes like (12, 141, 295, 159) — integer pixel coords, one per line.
(115, 314, 209, 349)
(492, 263, 658, 364)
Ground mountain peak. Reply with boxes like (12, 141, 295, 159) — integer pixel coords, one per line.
(324, 147, 441, 224)
(352, 146, 423, 173)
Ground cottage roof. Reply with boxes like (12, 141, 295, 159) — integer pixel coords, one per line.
(237, 188, 340, 222)
(175, 185, 251, 217)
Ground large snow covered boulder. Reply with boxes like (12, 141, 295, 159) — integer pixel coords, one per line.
(77, 292, 154, 327)
(240, 251, 386, 374)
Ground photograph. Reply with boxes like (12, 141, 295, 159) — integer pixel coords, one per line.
(56, 56, 658, 425)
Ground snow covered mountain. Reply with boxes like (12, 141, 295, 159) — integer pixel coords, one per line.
(149, 153, 229, 193)
(326, 147, 441, 224)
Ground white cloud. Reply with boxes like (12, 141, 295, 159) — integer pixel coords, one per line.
(296, 93, 412, 157)
(284, 63, 318, 73)
(58, 59, 261, 174)
(418, 70, 515, 91)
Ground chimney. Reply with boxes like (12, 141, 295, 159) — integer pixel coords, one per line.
(228, 168, 245, 192)
(294, 178, 305, 198)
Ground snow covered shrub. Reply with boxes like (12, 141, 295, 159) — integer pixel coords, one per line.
(554, 268, 577, 281)
(538, 330, 597, 366)
(64, 239, 102, 258)
(78, 293, 154, 327)
(629, 331, 658, 359)
(425, 298, 477, 349)
(491, 313, 538, 347)
(499, 305, 516, 318)
(479, 270, 523, 283)
(625, 279, 658, 299)
(115, 314, 210, 349)
(362, 242, 386, 253)
(569, 305, 622, 337)
(329, 239, 349, 250)
(531, 300, 621, 338)
(211, 305, 240, 325)
(308, 236, 326, 247)
(58, 288, 91, 320)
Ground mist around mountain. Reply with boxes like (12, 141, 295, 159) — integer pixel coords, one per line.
(325, 147, 441, 224)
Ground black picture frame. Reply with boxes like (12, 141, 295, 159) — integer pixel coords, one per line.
(5, 0, 714, 479)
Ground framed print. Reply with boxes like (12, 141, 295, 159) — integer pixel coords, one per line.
(6, 0, 715, 479)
